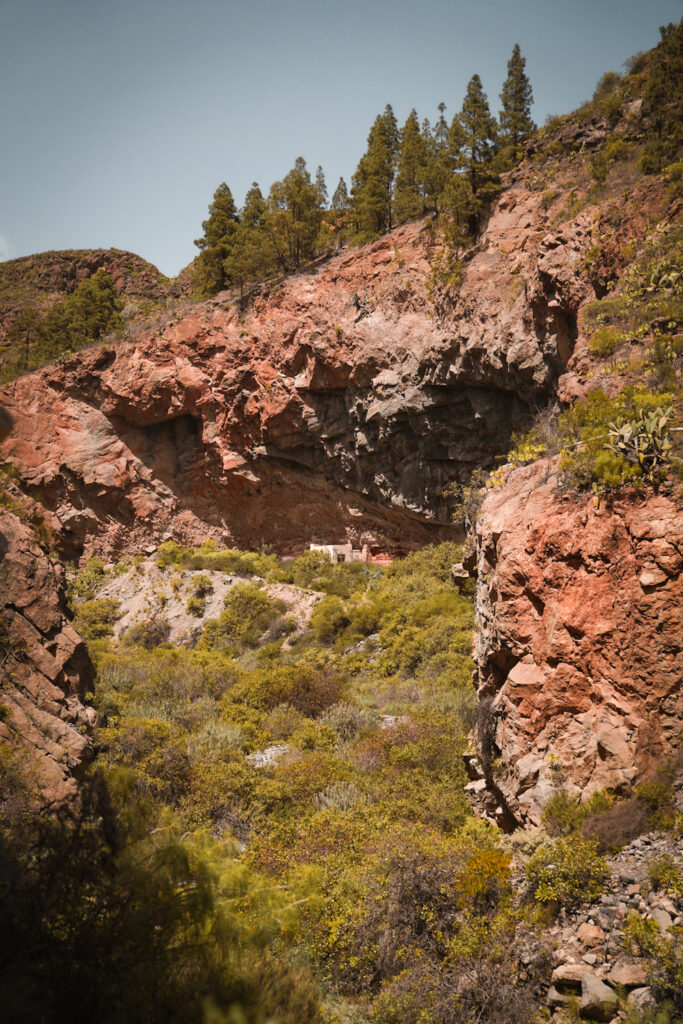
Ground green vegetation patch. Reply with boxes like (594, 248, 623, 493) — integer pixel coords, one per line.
(1, 269, 123, 383)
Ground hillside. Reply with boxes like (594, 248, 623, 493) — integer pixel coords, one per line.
(0, 20, 682, 1024)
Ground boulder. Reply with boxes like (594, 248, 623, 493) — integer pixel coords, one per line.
(607, 962, 648, 988)
(580, 973, 618, 1021)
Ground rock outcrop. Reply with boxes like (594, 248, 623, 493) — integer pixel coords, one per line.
(0, 499, 95, 803)
(0, 183, 606, 559)
(474, 458, 682, 825)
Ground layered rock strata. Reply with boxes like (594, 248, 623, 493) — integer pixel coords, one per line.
(0, 501, 95, 803)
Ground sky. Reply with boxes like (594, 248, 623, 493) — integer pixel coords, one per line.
(1, 0, 681, 277)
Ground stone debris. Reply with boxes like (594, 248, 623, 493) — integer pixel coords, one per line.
(533, 829, 682, 1021)
(246, 744, 289, 768)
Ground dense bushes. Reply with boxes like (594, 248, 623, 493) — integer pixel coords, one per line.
(52, 543, 567, 1021)
(0, 754, 324, 1024)
(558, 387, 677, 492)
(200, 583, 286, 651)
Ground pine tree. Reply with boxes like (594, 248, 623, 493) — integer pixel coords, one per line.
(456, 75, 498, 196)
(194, 183, 239, 295)
(224, 183, 272, 297)
(422, 102, 455, 213)
(331, 177, 349, 212)
(350, 105, 399, 238)
(267, 158, 320, 269)
(499, 44, 535, 161)
(315, 166, 328, 209)
(394, 109, 427, 223)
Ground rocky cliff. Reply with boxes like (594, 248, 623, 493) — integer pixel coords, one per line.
(0, 492, 95, 803)
(0, 88, 679, 822)
(473, 459, 682, 826)
(3, 166, 667, 561)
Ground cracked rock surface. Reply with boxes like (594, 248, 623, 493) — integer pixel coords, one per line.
(473, 458, 682, 825)
(0, 502, 95, 803)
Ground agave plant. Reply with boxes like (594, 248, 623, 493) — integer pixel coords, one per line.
(606, 405, 674, 482)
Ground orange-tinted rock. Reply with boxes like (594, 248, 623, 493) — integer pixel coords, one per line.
(474, 459, 682, 825)
(0, 191, 600, 559)
(0, 501, 95, 803)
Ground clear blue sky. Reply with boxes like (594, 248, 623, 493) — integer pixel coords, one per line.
(1, 0, 681, 277)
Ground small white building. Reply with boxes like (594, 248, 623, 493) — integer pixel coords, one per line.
(309, 541, 369, 564)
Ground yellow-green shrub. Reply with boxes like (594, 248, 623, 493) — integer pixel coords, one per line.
(526, 836, 609, 908)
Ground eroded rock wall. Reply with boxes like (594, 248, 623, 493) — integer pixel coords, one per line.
(0, 502, 95, 803)
(473, 459, 682, 826)
(0, 189, 601, 559)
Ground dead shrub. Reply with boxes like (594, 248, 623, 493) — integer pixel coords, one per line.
(581, 796, 648, 851)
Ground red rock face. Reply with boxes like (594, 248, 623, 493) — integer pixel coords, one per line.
(0, 192, 603, 559)
(474, 459, 682, 825)
(0, 504, 95, 803)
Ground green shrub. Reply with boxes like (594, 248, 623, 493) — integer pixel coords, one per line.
(526, 836, 609, 909)
(265, 703, 307, 740)
(122, 618, 171, 649)
(637, 776, 677, 829)
(588, 325, 627, 357)
(290, 722, 337, 752)
(193, 573, 213, 597)
(624, 914, 683, 1014)
(648, 856, 683, 896)
(200, 583, 285, 650)
(228, 663, 343, 717)
(559, 387, 676, 492)
(67, 556, 108, 603)
(312, 781, 363, 811)
(543, 788, 613, 836)
(319, 702, 378, 742)
(72, 598, 120, 641)
(311, 595, 351, 643)
(186, 595, 206, 617)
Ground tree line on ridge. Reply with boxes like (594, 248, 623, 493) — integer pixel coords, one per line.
(193, 45, 535, 297)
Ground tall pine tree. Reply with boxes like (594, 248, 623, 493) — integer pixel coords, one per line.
(224, 183, 273, 297)
(422, 102, 455, 213)
(455, 75, 498, 197)
(351, 105, 399, 237)
(267, 158, 320, 270)
(194, 183, 239, 295)
(331, 177, 349, 212)
(499, 44, 535, 161)
(394, 109, 427, 223)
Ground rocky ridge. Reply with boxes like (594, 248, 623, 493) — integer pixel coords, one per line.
(0, 247, 178, 353)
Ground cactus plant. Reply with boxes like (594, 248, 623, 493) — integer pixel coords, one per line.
(606, 405, 674, 482)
